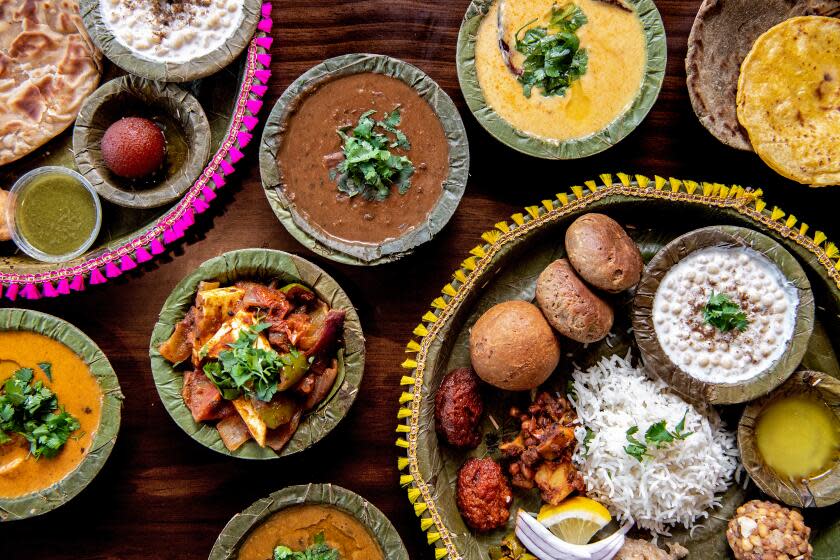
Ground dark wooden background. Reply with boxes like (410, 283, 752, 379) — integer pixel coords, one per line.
(2, 1, 838, 558)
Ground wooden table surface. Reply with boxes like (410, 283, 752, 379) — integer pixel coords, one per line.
(2, 1, 839, 558)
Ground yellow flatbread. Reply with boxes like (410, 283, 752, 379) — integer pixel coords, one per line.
(0, 0, 102, 166)
(736, 16, 840, 186)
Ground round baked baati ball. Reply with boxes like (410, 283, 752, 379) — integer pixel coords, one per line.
(469, 300, 560, 391)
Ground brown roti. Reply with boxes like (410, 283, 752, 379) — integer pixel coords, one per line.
(0, 0, 102, 166)
(685, 0, 839, 151)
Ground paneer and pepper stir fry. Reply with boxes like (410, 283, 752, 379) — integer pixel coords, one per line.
(158, 280, 345, 453)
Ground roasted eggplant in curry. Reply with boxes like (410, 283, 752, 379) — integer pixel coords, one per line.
(158, 280, 345, 453)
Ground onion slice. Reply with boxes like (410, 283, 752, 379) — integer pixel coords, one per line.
(516, 510, 634, 560)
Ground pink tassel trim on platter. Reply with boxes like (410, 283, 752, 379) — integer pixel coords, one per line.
(0, 12, 274, 300)
(42, 282, 58, 298)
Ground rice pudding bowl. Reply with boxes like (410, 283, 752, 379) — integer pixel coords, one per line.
(652, 246, 798, 383)
(101, 0, 244, 63)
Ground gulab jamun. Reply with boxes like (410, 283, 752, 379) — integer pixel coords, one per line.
(101, 117, 166, 179)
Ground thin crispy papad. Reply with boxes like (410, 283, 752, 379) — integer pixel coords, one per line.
(736, 16, 840, 186)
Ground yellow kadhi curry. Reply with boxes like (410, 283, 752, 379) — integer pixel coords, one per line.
(0, 332, 102, 498)
(475, 0, 646, 141)
(237, 505, 384, 560)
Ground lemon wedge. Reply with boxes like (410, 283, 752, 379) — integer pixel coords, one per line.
(536, 496, 612, 545)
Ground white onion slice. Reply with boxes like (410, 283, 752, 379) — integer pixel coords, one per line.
(516, 510, 634, 560)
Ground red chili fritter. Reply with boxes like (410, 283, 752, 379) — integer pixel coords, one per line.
(435, 367, 484, 449)
(456, 457, 513, 532)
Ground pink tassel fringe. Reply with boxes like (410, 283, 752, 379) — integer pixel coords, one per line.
(6, 283, 18, 301)
(244, 115, 260, 130)
(70, 275, 85, 292)
(193, 197, 210, 214)
(255, 69, 271, 83)
(150, 238, 165, 255)
(202, 185, 217, 202)
(251, 85, 268, 97)
(21, 283, 40, 300)
(220, 160, 234, 175)
(255, 36, 273, 49)
(57, 278, 70, 295)
(120, 255, 137, 271)
(261, 2, 271, 15)
(237, 132, 253, 147)
(135, 247, 153, 263)
(163, 228, 177, 245)
(257, 18, 272, 33)
(212, 173, 226, 188)
(104, 261, 121, 278)
(229, 148, 244, 164)
(42, 282, 58, 298)
(246, 99, 263, 114)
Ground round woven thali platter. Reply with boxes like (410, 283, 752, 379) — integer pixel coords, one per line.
(79, 0, 262, 83)
(0, 308, 123, 522)
(260, 53, 470, 266)
(394, 173, 840, 560)
(208, 483, 409, 560)
(0, 7, 273, 299)
(456, 0, 667, 159)
(149, 249, 365, 460)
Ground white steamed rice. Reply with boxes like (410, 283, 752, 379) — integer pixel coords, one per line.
(569, 353, 738, 536)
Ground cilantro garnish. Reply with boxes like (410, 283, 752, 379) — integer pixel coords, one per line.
(202, 322, 309, 402)
(273, 532, 339, 560)
(514, 3, 589, 98)
(329, 107, 415, 201)
(0, 367, 80, 459)
(703, 291, 749, 333)
(38, 362, 52, 382)
(624, 411, 694, 462)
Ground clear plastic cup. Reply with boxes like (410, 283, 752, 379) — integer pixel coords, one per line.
(6, 166, 103, 263)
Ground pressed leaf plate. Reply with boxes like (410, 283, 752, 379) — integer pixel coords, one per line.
(0, 308, 123, 521)
(149, 249, 365, 460)
(0, 49, 251, 276)
(395, 175, 840, 560)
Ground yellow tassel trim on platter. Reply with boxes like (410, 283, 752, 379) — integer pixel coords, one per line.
(394, 173, 840, 560)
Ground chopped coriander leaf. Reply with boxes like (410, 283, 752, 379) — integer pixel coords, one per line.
(273, 532, 339, 560)
(515, 3, 589, 98)
(330, 107, 414, 202)
(624, 426, 648, 462)
(0, 367, 80, 458)
(38, 362, 53, 382)
(624, 413, 694, 461)
(202, 322, 309, 402)
(703, 291, 749, 332)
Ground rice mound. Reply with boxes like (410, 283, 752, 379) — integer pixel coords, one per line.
(569, 353, 738, 536)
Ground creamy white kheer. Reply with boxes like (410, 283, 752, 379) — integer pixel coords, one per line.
(101, 0, 243, 63)
(474, 0, 646, 142)
(652, 247, 798, 383)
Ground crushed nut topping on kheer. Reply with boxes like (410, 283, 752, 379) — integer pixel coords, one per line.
(653, 246, 798, 383)
(101, 0, 243, 63)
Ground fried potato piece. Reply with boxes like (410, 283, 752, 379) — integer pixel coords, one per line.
(737, 16, 840, 186)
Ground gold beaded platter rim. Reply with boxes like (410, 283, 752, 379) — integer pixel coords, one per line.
(394, 173, 840, 560)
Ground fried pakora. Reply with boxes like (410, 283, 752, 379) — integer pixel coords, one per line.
(456, 457, 513, 532)
(435, 367, 484, 449)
